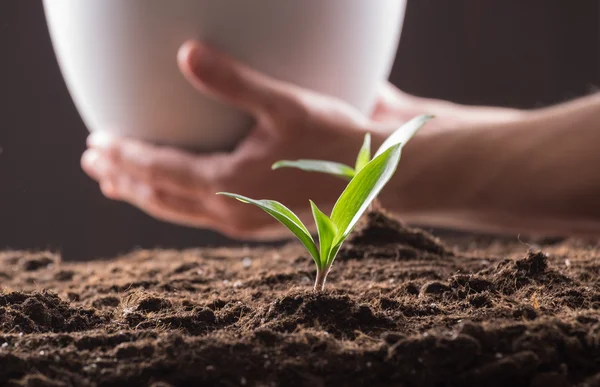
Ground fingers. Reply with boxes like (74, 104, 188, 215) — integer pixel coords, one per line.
(80, 131, 242, 232)
(84, 132, 211, 197)
(83, 158, 279, 239)
(95, 169, 217, 230)
(177, 40, 298, 119)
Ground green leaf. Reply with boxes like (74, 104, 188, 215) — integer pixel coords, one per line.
(325, 241, 344, 267)
(217, 193, 320, 266)
(272, 160, 355, 181)
(354, 133, 371, 172)
(374, 114, 434, 158)
(330, 144, 402, 243)
(310, 200, 337, 270)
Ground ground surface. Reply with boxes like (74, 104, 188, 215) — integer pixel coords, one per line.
(1, 211, 600, 386)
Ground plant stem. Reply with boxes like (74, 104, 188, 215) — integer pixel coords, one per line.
(313, 266, 331, 292)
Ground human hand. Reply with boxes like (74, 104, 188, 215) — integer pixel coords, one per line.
(81, 40, 398, 239)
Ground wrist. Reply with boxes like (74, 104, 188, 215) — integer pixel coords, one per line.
(372, 97, 530, 215)
(423, 98, 529, 132)
(372, 87, 529, 137)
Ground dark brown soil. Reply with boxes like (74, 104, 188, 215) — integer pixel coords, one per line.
(1, 211, 600, 386)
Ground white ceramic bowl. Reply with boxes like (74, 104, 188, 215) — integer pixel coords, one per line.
(43, 0, 406, 151)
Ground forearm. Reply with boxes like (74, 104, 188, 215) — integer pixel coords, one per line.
(378, 92, 600, 237)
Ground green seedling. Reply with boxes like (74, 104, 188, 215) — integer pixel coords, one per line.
(272, 114, 434, 181)
(218, 115, 433, 291)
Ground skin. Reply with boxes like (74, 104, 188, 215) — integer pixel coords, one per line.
(82, 40, 600, 240)
(384, 91, 600, 237)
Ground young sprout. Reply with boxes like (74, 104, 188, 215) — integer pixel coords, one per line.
(218, 115, 433, 291)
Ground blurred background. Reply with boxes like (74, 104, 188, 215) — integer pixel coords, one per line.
(1, 0, 598, 261)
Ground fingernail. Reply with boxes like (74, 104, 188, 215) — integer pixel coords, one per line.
(82, 149, 99, 169)
(83, 150, 112, 177)
(88, 131, 116, 149)
(82, 149, 101, 176)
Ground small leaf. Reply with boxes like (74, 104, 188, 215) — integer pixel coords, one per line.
(374, 114, 434, 158)
(272, 160, 355, 181)
(354, 133, 371, 172)
(217, 193, 320, 266)
(310, 200, 337, 269)
(325, 241, 344, 267)
(330, 144, 402, 243)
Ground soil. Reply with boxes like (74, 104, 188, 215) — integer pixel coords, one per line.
(1, 211, 600, 387)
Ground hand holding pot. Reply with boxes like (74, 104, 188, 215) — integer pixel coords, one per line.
(82, 41, 389, 238)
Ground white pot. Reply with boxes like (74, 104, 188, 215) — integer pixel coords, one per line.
(43, 0, 406, 151)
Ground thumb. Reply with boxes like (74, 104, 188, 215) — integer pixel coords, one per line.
(177, 40, 294, 118)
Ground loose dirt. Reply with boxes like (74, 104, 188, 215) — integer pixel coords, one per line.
(1, 212, 599, 386)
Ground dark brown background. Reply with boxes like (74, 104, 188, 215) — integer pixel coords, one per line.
(1, 1, 598, 260)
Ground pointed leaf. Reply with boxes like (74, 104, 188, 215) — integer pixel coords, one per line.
(310, 200, 337, 269)
(217, 193, 320, 265)
(272, 160, 355, 181)
(374, 114, 434, 158)
(325, 241, 344, 267)
(354, 133, 371, 172)
(330, 144, 402, 243)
